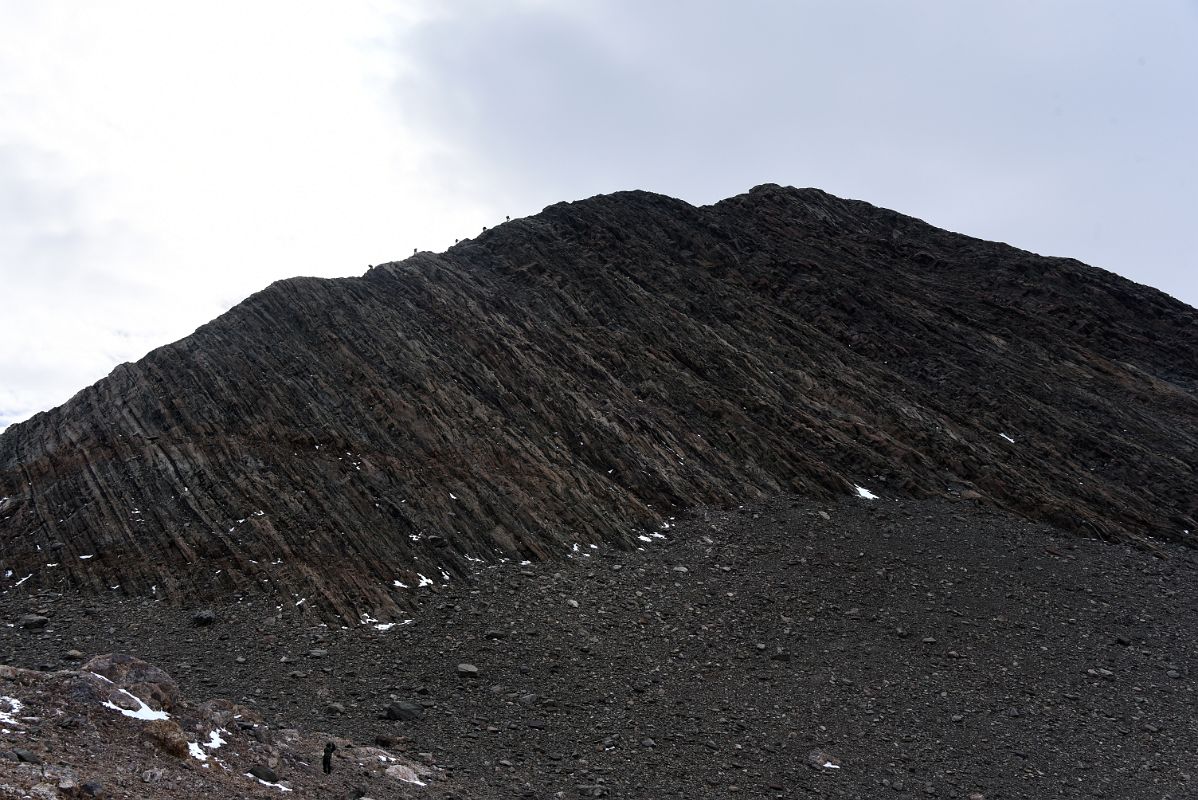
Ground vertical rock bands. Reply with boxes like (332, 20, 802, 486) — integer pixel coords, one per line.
(1, 185, 1195, 618)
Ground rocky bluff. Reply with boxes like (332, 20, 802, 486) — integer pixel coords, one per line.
(1, 185, 1194, 619)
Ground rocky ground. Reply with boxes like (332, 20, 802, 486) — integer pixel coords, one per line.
(2, 494, 1196, 799)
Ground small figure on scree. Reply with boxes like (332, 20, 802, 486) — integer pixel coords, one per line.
(323, 741, 336, 774)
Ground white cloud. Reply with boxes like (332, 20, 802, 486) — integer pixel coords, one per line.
(0, 0, 494, 429)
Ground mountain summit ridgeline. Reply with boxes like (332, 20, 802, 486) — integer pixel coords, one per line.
(2, 185, 1195, 619)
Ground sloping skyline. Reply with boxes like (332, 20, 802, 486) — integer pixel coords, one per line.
(1, 1, 1195, 430)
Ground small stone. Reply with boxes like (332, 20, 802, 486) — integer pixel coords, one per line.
(192, 609, 216, 626)
(325, 702, 346, 715)
(567, 599, 579, 608)
(141, 768, 165, 783)
(457, 663, 480, 678)
(18, 614, 49, 629)
(1005, 707, 1021, 718)
(672, 566, 689, 573)
(385, 701, 424, 721)
(921, 637, 936, 644)
(1166, 669, 1181, 679)
(14, 748, 43, 765)
(249, 765, 279, 783)
(527, 719, 547, 729)
(1115, 635, 1131, 646)
(805, 749, 840, 770)
(641, 737, 656, 747)
(818, 511, 831, 520)
(308, 649, 328, 658)
(64, 649, 85, 660)
(81, 782, 104, 798)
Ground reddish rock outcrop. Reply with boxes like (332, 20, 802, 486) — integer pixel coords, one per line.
(1, 185, 1194, 619)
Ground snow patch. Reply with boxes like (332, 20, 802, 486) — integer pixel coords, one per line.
(205, 729, 226, 750)
(417, 573, 433, 588)
(374, 620, 413, 631)
(246, 774, 293, 792)
(188, 742, 208, 761)
(0, 695, 24, 730)
(79, 554, 94, 560)
(854, 485, 878, 500)
(999, 433, 1016, 444)
(393, 579, 410, 589)
(92, 674, 170, 721)
(13, 574, 31, 586)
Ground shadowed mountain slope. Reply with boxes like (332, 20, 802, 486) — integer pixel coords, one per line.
(1, 185, 1195, 619)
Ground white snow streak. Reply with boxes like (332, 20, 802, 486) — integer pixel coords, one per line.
(92, 674, 170, 721)
(0, 696, 23, 730)
(854, 485, 878, 500)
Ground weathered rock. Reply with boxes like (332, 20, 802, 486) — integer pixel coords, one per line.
(13, 748, 43, 764)
(456, 663, 480, 679)
(0, 185, 1194, 621)
(82, 653, 179, 711)
(139, 719, 190, 758)
(384, 763, 424, 784)
(192, 610, 217, 626)
(18, 615, 48, 629)
(248, 765, 279, 783)
(384, 701, 424, 721)
(806, 749, 841, 770)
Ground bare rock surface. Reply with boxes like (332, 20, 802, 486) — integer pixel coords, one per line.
(2, 495, 1195, 798)
(0, 186, 1195, 619)
(0, 655, 434, 799)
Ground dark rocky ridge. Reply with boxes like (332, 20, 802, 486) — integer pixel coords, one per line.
(1, 185, 1195, 620)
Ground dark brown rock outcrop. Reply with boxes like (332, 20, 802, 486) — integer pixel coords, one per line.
(1, 185, 1195, 619)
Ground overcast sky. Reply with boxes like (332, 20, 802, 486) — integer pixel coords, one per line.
(1, 1, 1195, 431)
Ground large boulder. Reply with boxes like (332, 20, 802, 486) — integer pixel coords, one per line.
(81, 654, 179, 712)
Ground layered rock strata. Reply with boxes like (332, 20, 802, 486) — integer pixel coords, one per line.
(1, 185, 1194, 618)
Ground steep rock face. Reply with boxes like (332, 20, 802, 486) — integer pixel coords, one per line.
(1, 185, 1195, 618)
